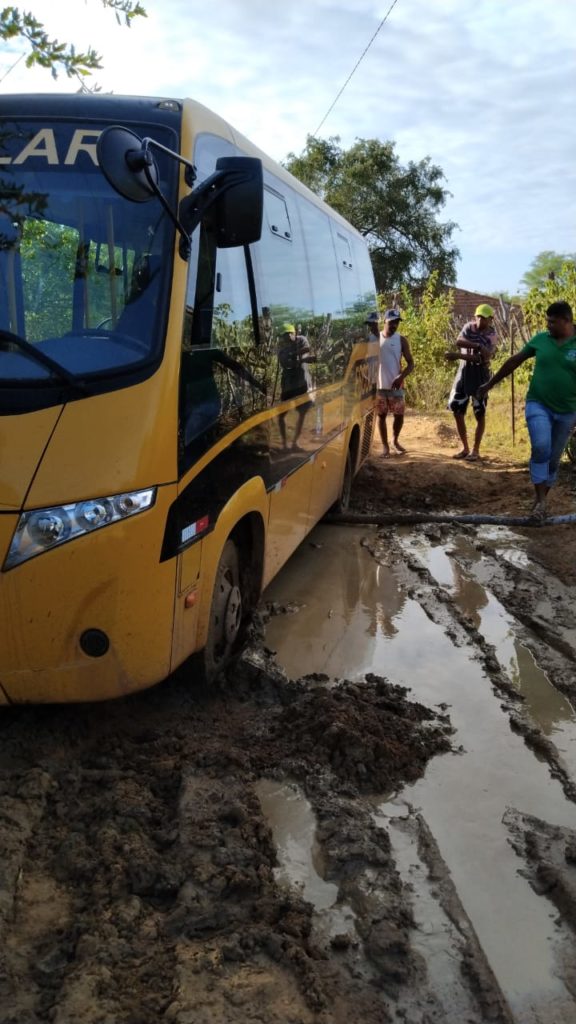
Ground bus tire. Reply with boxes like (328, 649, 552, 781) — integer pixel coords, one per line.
(333, 449, 353, 513)
(201, 539, 244, 683)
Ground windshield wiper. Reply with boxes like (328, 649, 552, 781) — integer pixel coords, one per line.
(0, 329, 88, 394)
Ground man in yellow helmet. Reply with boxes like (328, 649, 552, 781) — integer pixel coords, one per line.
(446, 303, 497, 461)
(277, 323, 316, 451)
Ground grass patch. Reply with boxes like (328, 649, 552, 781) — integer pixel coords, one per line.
(484, 388, 530, 461)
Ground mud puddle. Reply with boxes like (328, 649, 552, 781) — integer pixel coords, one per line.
(399, 529, 576, 777)
(3, 516, 576, 1023)
(263, 523, 576, 1023)
(255, 779, 356, 941)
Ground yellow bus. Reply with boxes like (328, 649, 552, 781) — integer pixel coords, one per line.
(0, 94, 378, 703)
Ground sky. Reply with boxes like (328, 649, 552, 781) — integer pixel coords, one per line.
(1, 0, 575, 296)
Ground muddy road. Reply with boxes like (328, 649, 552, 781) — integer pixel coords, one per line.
(2, 415, 576, 1024)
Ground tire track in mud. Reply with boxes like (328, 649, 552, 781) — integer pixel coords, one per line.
(344, 523, 576, 1020)
(504, 810, 576, 1005)
(362, 525, 576, 804)
(474, 533, 576, 703)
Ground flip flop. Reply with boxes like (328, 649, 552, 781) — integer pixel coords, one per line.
(452, 451, 469, 460)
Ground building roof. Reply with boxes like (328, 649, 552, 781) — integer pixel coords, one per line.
(452, 287, 512, 322)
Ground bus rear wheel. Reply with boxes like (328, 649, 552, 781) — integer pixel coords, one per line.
(202, 539, 244, 682)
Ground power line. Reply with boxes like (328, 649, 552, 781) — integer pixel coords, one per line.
(311, 0, 401, 138)
(0, 51, 25, 86)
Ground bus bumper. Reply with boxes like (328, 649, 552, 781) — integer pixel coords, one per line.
(0, 487, 178, 703)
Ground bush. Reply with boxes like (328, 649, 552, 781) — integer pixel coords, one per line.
(380, 273, 455, 411)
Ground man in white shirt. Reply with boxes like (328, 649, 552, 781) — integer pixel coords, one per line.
(371, 308, 414, 457)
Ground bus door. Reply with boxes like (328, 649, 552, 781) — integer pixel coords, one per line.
(172, 215, 269, 662)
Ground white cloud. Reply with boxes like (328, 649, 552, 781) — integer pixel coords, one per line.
(1, 0, 575, 292)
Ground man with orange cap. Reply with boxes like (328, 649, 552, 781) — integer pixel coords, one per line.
(446, 303, 497, 461)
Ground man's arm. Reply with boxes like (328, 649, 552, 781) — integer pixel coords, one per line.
(215, 350, 267, 394)
(447, 324, 482, 363)
(297, 335, 317, 364)
(391, 335, 414, 388)
(446, 347, 482, 364)
(476, 348, 533, 397)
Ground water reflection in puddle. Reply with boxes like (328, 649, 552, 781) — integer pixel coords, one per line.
(265, 529, 412, 680)
(401, 531, 576, 772)
(255, 778, 355, 938)
(263, 524, 576, 1020)
(479, 525, 531, 569)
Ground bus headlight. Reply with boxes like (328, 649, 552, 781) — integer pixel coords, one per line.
(3, 488, 156, 571)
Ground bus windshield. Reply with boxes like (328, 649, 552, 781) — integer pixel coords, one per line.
(0, 118, 178, 399)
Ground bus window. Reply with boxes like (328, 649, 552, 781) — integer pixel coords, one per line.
(295, 198, 346, 385)
(0, 118, 177, 412)
(252, 182, 313, 382)
(334, 227, 362, 310)
(265, 190, 292, 240)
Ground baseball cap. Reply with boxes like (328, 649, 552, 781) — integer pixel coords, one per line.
(384, 308, 402, 322)
(365, 312, 380, 324)
(475, 304, 494, 318)
(280, 322, 296, 334)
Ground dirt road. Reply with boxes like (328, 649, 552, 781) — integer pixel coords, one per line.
(2, 413, 576, 1024)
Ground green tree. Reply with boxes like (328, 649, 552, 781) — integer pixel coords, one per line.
(520, 250, 576, 293)
(394, 273, 455, 410)
(284, 135, 459, 292)
(0, 2, 146, 81)
(523, 262, 576, 337)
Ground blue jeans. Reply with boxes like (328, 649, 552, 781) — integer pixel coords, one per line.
(525, 400, 576, 485)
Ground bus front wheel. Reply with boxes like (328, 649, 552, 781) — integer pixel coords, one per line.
(201, 539, 244, 683)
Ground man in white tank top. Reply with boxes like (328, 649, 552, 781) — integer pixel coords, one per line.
(371, 308, 414, 457)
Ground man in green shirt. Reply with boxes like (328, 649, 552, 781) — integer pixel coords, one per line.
(477, 301, 576, 522)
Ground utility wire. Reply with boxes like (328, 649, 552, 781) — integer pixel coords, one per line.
(0, 51, 25, 86)
(311, 0, 401, 138)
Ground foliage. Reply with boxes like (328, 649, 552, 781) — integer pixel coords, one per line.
(520, 250, 576, 293)
(523, 262, 576, 336)
(0, 2, 146, 80)
(390, 273, 455, 410)
(284, 135, 459, 293)
(19, 219, 132, 340)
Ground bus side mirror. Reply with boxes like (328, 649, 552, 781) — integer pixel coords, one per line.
(209, 156, 263, 248)
(178, 156, 263, 249)
(96, 126, 159, 202)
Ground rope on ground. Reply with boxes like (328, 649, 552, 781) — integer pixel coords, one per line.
(325, 511, 576, 528)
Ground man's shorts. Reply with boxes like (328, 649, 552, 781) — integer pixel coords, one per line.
(448, 380, 487, 419)
(377, 388, 405, 416)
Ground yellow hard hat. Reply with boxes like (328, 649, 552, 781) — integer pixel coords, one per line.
(281, 322, 296, 334)
(475, 304, 494, 318)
